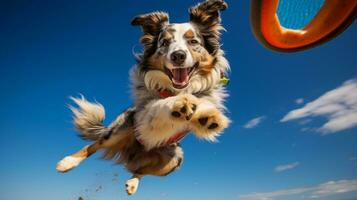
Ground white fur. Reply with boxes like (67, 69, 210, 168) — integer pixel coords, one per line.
(185, 67, 221, 94)
(56, 156, 86, 172)
(70, 96, 105, 122)
(165, 23, 196, 69)
(126, 177, 140, 195)
(144, 70, 172, 92)
(69, 96, 106, 140)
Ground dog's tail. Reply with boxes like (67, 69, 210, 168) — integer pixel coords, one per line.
(69, 96, 108, 141)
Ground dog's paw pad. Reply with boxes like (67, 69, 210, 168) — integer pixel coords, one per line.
(208, 122, 219, 129)
(194, 112, 228, 133)
(171, 111, 181, 118)
(172, 96, 197, 121)
(197, 116, 221, 130)
(198, 117, 208, 126)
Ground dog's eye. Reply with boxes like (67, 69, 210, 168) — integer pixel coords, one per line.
(162, 40, 170, 47)
(188, 39, 199, 45)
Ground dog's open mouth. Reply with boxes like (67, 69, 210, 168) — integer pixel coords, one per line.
(165, 63, 198, 89)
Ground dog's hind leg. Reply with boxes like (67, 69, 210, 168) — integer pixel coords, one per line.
(124, 144, 183, 195)
(56, 142, 101, 173)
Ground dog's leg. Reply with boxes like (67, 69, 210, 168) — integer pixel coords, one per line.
(125, 174, 142, 195)
(56, 142, 101, 173)
(190, 98, 229, 141)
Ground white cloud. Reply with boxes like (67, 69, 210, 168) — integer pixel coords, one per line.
(239, 187, 311, 200)
(274, 162, 299, 172)
(310, 180, 357, 199)
(243, 116, 265, 129)
(295, 98, 304, 105)
(239, 179, 357, 200)
(299, 119, 312, 125)
(281, 79, 357, 135)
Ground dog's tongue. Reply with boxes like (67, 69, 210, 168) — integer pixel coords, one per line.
(171, 68, 189, 86)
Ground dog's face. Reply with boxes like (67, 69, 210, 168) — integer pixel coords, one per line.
(132, 0, 228, 91)
(150, 23, 214, 89)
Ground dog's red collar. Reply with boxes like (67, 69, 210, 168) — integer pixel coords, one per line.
(158, 89, 175, 98)
(136, 130, 189, 147)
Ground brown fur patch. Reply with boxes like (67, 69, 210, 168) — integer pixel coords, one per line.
(188, 46, 216, 76)
(132, 12, 170, 59)
(71, 143, 101, 158)
(184, 30, 195, 39)
(147, 54, 165, 71)
(166, 27, 176, 33)
(131, 12, 169, 38)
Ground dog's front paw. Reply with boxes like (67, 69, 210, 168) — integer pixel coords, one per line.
(171, 94, 198, 121)
(191, 108, 229, 140)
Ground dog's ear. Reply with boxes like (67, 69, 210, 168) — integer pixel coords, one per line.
(189, 0, 227, 54)
(131, 12, 169, 46)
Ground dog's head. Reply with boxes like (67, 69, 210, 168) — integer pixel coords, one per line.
(132, 0, 228, 92)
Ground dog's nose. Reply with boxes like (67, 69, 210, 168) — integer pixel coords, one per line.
(170, 50, 186, 66)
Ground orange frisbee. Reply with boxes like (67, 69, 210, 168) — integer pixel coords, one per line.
(251, 0, 357, 52)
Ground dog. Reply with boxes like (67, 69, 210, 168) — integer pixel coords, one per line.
(56, 0, 230, 195)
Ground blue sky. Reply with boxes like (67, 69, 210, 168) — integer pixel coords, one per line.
(1, 1, 357, 200)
